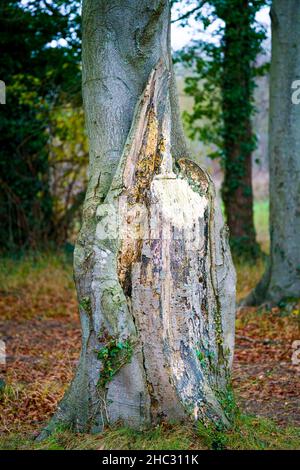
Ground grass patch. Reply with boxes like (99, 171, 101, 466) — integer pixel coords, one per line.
(0, 250, 73, 292)
(235, 257, 266, 302)
(0, 250, 76, 320)
(254, 200, 269, 253)
(197, 413, 300, 450)
(0, 415, 299, 450)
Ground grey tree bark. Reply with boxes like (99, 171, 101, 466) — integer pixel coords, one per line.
(243, 0, 300, 306)
(39, 0, 236, 437)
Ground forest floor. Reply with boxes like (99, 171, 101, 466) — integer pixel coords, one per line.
(0, 246, 299, 450)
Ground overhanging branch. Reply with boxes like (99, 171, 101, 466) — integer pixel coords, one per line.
(171, 1, 207, 24)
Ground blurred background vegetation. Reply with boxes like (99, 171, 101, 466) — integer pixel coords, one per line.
(0, 0, 85, 252)
(0, 0, 271, 259)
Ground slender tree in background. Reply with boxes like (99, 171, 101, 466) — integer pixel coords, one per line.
(218, 0, 264, 260)
(175, 0, 268, 260)
(40, 0, 236, 437)
(243, 0, 300, 305)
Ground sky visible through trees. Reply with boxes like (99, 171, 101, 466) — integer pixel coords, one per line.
(171, 3, 271, 50)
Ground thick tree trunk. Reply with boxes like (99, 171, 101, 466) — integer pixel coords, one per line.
(39, 0, 236, 437)
(243, 0, 300, 306)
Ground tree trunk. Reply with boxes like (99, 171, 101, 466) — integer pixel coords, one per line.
(243, 0, 300, 306)
(220, 0, 260, 260)
(222, 120, 257, 259)
(39, 0, 236, 437)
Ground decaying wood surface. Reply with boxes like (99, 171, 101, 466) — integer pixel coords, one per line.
(39, 61, 236, 439)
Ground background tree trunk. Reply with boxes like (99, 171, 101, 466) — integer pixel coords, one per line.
(243, 0, 300, 306)
(220, 0, 260, 260)
(39, 0, 236, 437)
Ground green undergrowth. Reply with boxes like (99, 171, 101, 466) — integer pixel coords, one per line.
(0, 413, 299, 450)
(0, 249, 73, 294)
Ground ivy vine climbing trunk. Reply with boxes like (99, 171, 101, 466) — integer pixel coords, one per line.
(39, 0, 236, 438)
(243, 0, 300, 306)
(218, 0, 262, 260)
